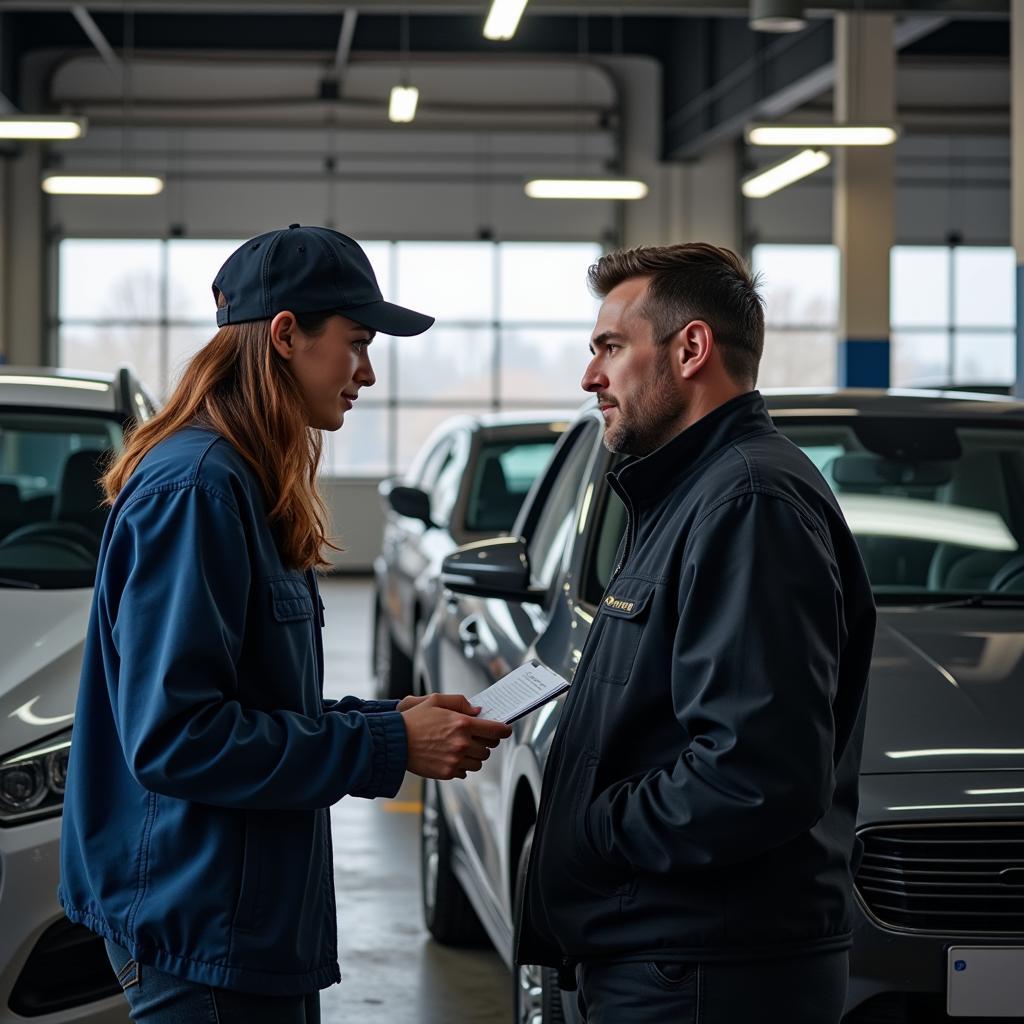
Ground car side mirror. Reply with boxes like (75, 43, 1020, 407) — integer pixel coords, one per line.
(381, 481, 434, 527)
(441, 537, 547, 603)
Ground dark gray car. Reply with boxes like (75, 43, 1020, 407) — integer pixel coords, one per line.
(372, 411, 571, 700)
(418, 390, 1024, 1024)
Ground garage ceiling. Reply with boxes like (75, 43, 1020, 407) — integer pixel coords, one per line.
(0, 0, 1011, 160)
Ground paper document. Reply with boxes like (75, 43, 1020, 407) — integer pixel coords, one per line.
(471, 659, 571, 725)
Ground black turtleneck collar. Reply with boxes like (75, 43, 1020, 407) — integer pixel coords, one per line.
(611, 390, 774, 507)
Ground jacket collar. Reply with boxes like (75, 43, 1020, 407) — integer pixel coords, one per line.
(611, 390, 774, 507)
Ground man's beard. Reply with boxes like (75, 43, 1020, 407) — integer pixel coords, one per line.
(603, 348, 688, 457)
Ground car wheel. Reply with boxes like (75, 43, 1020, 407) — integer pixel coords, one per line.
(374, 599, 411, 701)
(419, 778, 488, 946)
(513, 828, 568, 1024)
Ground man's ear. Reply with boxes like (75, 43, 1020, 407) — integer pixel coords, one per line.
(270, 311, 297, 361)
(677, 320, 714, 380)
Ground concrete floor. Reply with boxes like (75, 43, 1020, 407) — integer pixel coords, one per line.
(319, 576, 510, 1024)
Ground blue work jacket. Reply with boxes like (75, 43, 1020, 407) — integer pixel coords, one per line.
(59, 426, 408, 995)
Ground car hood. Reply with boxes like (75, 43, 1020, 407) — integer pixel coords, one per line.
(864, 607, 1024, 774)
(0, 588, 90, 756)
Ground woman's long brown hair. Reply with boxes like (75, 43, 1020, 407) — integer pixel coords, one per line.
(103, 310, 337, 571)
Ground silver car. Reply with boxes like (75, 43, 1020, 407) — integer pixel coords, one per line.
(0, 367, 155, 1024)
(421, 389, 1024, 1024)
(373, 411, 571, 700)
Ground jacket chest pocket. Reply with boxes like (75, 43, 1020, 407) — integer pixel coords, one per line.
(268, 575, 314, 624)
(251, 576, 317, 709)
(589, 581, 656, 686)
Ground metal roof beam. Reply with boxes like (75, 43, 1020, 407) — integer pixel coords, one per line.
(0, 0, 1010, 13)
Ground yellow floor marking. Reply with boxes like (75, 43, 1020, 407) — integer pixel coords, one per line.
(382, 801, 423, 813)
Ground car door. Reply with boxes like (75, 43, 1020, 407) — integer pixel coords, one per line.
(435, 420, 601, 922)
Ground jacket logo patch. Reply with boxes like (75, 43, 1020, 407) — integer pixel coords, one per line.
(604, 595, 634, 612)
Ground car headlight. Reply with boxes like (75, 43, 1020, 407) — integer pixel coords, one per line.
(0, 728, 72, 825)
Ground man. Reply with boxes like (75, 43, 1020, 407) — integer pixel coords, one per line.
(514, 243, 876, 1023)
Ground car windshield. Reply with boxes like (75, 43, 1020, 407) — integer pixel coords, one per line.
(780, 417, 1024, 602)
(0, 411, 123, 589)
(465, 437, 559, 532)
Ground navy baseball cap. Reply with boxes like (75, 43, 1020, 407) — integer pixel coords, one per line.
(212, 224, 434, 336)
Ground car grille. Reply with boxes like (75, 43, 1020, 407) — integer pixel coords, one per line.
(855, 822, 1024, 934)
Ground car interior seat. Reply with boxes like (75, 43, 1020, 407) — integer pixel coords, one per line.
(0, 482, 26, 542)
(0, 449, 109, 558)
(472, 457, 521, 532)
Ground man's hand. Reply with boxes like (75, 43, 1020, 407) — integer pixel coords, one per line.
(401, 693, 512, 780)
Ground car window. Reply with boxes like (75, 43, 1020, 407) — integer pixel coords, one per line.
(780, 417, 1024, 599)
(464, 438, 558, 532)
(431, 430, 470, 527)
(526, 422, 597, 591)
(412, 435, 453, 492)
(0, 411, 123, 590)
(582, 481, 628, 605)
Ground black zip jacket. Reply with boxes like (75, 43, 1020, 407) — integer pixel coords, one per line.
(515, 391, 876, 981)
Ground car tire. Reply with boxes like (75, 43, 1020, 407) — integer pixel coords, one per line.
(513, 828, 570, 1024)
(419, 778, 488, 947)
(373, 598, 412, 701)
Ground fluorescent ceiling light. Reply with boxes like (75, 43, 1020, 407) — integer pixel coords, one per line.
(886, 748, 1024, 759)
(41, 174, 164, 196)
(484, 0, 529, 40)
(741, 149, 830, 198)
(749, 0, 806, 33)
(388, 85, 419, 124)
(525, 178, 649, 201)
(746, 124, 899, 147)
(0, 116, 86, 140)
(0, 374, 109, 391)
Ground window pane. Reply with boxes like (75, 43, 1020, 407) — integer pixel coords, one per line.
(396, 242, 493, 322)
(168, 239, 245, 320)
(498, 243, 601, 323)
(60, 324, 163, 396)
(891, 331, 950, 387)
(758, 330, 837, 388)
(500, 327, 588, 403)
(752, 244, 838, 327)
(359, 241, 392, 299)
(395, 327, 494, 401)
(59, 240, 162, 321)
(954, 331, 1015, 385)
(321, 404, 389, 476)
(891, 247, 949, 328)
(168, 326, 216, 394)
(396, 407, 488, 473)
(954, 248, 1016, 328)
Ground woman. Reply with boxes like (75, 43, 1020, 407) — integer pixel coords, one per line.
(58, 224, 511, 1023)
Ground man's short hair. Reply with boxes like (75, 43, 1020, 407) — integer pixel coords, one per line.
(587, 243, 766, 386)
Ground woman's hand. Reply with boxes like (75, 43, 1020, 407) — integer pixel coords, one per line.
(397, 694, 429, 712)
(401, 693, 512, 780)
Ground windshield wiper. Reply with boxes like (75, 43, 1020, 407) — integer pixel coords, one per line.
(0, 576, 40, 590)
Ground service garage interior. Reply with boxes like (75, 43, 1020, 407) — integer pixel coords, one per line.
(0, 1, 1022, 1023)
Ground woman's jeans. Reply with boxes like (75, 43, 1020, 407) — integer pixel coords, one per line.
(105, 941, 322, 1024)
(576, 950, 849, 1024)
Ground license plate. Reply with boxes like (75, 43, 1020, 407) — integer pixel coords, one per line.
(948, 947, 1024, 1017)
